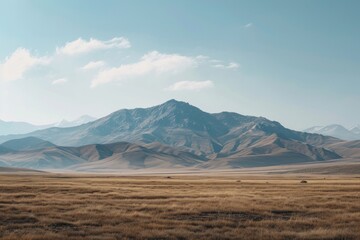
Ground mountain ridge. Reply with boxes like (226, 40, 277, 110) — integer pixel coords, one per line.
(0, 100, 350, 171)
(0, 100, 340, 151)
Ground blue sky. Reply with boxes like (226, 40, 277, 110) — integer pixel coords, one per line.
(0, 0, 359, 130)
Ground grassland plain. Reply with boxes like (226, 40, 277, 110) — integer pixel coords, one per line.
(0, 173, 359, 240)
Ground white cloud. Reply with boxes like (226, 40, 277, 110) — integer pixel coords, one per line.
(166, 80, 214, 91)
(214, 62, 240, 69)
(56, 37, 131, 55)
(52, 78, 68, 85)
(82, 61, 106, 70)
(227, 62, 240, 69)
(243, 23, 253, 28)
(91, 51, 197, 88)
(0, 48, 50, 83)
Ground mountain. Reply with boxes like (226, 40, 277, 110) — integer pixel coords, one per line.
(0, 145, 14, 154)
(0, 137, 347, 171)
(1, 137, 56, 151)
(0, 139, 206, 170)
(0, 146, 86, 169)
(0, 100, 345, 171)
(326, 140, 360, 159)
(304, 126, 326, 133)
(0, 115, 97, 136)
(0, 120, 51, 136)
(351, 126, 360, 135)
(0, 100, 339, 151)
(55, 115, 97, 128)
(304, 124, 360, 141)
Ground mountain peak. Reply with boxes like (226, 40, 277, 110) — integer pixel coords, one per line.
(146, 99, 206, 121)
(56, 115, 97, 128)
(161, 99, 191, 107)
(164, 99, 182, 104)
(324, 124, 347, 130)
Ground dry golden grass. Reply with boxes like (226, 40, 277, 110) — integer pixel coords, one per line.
(0, 173, 359, 240)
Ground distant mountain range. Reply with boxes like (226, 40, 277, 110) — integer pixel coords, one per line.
(0, 120, 52, 136)
(0, 100, 358, 171)
(53, 115, 97, 128)
(304, 124, 360, 141)
(0, 115, 97, 136)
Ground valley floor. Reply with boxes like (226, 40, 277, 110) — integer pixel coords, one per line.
(0, 173, 359, 240)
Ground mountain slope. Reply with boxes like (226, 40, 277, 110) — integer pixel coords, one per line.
(0, 140, 206, 170)
(0, 147, 87, 169)
(326, 140, 360, 159)
(0, 120, 52, 136)
(1, 137, 56, 151)
(0, 136, 344, 171)
(0, 146, 14, 154)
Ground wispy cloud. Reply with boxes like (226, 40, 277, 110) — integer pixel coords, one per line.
(166, 80, 214, 91)
(0, 48, 50, 83)
(243, 23, 253, 29)
(52, 78, 68, 85)
(195, 55, 209, 61)
(56, 37, 131, 55)
(213, 62, 240, 69)
(82, 61, 106, 70)
(91, 51, 197, 88)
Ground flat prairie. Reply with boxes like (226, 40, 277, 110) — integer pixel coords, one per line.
(0, 173, 359, 240)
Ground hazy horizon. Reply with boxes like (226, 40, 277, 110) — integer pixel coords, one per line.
(0, 98, 359, 132)
(1, 0, 359, 130)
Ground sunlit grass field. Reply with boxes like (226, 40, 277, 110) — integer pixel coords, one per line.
(0, 173, 359, 240)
